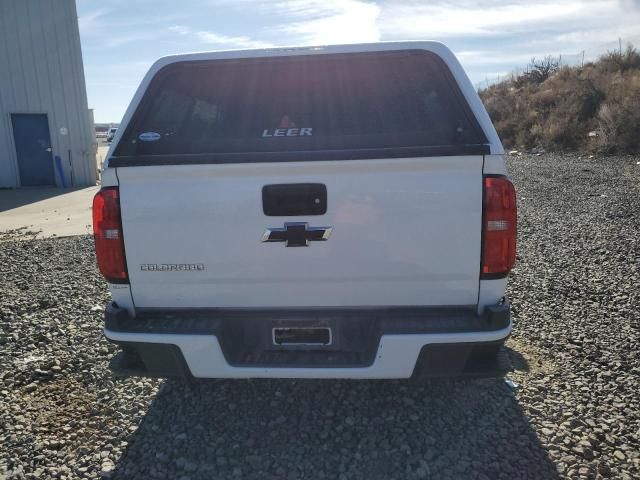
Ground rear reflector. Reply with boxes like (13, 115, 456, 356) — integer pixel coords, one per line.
(481, 176, 517, 278)
(92, 187, 128, 283)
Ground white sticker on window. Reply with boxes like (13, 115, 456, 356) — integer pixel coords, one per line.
(139, 132, 161, 142)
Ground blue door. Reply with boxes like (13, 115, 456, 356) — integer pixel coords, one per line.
(11, 114, 55, 186)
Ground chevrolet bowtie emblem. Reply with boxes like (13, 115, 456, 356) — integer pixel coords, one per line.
(262, 222, 332, 247)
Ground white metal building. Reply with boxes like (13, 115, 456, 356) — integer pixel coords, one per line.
(0, 0, 96, 188)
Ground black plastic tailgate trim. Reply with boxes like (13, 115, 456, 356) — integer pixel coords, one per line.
(108, 144, 491, 167)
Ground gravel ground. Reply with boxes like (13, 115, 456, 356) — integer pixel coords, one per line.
(1, 153, 638, 480)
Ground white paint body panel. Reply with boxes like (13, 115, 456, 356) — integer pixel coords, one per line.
(482, 154, 508, 176)
(108, 283, 134, 315)
(477, 279, 508, 315)
(105, 319, 511, 379)
(117, 155, 484, 308)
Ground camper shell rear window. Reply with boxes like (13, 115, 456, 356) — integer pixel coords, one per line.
(113, 50, 488, 164)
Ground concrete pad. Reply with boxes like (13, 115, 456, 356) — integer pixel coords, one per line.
(0, 187, 98, 239)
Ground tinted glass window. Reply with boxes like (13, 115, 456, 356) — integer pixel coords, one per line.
(115, 50, 485, 157)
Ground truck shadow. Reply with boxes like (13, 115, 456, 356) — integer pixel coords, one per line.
(112, 372, 559, 479)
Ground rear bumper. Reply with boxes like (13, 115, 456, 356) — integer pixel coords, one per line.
(103, 302, 512, 379)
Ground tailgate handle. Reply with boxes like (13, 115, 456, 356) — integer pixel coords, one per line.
(262, 183, 327, 216)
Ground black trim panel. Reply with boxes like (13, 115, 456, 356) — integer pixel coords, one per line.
(108, 144, 490, 167)
(412, 341, 511, 378)
(108, 343, 191, 378)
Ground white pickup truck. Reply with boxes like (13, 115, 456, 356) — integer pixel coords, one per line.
(93, 42, 516, 379)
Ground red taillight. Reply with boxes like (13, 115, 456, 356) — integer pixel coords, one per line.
(481, 176, 517, 278)
(92, 187, 128, 283)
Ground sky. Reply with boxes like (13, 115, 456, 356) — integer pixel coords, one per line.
(77, 0, 640, 123)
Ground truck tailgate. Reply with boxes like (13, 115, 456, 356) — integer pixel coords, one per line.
(117, 155, 482, 308)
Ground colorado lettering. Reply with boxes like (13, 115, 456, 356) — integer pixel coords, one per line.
(140, 264, 205, 272)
